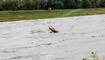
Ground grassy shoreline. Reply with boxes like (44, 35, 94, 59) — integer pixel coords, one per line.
(0, 8, 105, 22)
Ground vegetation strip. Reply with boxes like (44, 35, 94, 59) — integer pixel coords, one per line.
(0, 8, 105, 22)
(60, 9, 81, 17)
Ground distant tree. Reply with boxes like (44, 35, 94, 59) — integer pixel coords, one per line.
(0, 1, 3, 10)
(0, 0, 105, 10)
(64, 0, 78, 9)
(24, 0, 32, 9)
(95, 0, 101, 8)
(54, 1, 64, 9)
(34, 0, 41, 9)
(74, 0, 80, 8)
(40, 0, 48, 9)
(100, 0, 105, 7)
(47, 0, 55, 10)
(90, 0, 100, 8)
(82, 0, 92, 8)
(18, 1, 26, 9)
(77, 0, 83, 8)
(2, 0, 18, 10)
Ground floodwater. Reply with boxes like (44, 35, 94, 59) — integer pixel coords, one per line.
(0, 15, 105, 60)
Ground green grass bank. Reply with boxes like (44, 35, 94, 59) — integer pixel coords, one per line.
(0, 8, 105, 22)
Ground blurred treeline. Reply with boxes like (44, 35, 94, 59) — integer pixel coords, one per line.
(0, 0, 105, 10)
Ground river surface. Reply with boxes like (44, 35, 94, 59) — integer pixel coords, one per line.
(0, 15, 105, 60)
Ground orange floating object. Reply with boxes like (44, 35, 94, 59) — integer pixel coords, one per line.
(49, 26, 58, 33)
(49, 26, 54, 31)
